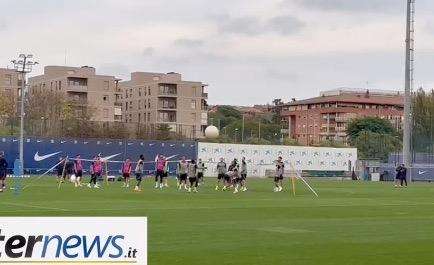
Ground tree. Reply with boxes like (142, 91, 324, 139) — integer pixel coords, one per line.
(354, 131, 401, 161)
(412, 88, 434, 153)
(347, 117, 397, 144)
(156, 124, 172, 140)
(0, 91, 17, 135)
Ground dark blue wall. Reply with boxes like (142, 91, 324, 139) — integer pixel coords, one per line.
(0, 137, 197, 175)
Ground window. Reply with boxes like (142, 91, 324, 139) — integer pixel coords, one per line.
(103, 108, 109, 118)
(148, 113, 151, 122)
(191, 113, 196, 122)
(129, 101, 133, 110)
(148, 88, 151, 96)
(103, 95, 109, 102)
(4, 74, 12, 85)
(104, 81, 110, 90)
(138, 113, 141, 123)
(191, 100, 196, 109)
(158, 111, 176, 122)
(138, 100, 141, 110)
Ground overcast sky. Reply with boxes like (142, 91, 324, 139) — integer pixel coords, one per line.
(1, 0, 434, 105)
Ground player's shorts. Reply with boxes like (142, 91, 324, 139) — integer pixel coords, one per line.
(95, 172, 102, 180)
(274, 175, 283, 182)
(241, 173, 247, 180)
(0, 170, 6, 180)
(156, 169, 165, 178)
(189, 177, 197, 183)
(75, 170, 83, 177)
(218, 173, 225, 180)
(180, 173, 188, 181)
(197, 172, 204, 179)
(135, 173, 143, 181)
(163, 171, 168, 178)
(224, 174, 231, 182)
(123, 173, 130, 179)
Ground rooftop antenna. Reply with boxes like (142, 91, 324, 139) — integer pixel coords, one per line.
(403, 0, 415, 181)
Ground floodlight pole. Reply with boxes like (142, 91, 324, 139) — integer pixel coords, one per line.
(403, 0, 415, 182)
(11, 54, 38, 172)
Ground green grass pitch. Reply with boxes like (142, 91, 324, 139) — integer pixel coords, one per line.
(1, 177, 434, 265)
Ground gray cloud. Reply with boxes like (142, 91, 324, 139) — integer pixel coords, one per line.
(218, 16, 263, 35)
(291, 0, 398, 12)
(142, 47, 155, 57)
(173, 38, 205, 48)
(0, 20, 6, 31)
(217, 14, 304, 36)
(266, 16, 305, 35)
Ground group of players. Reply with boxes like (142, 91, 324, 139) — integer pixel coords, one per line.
(0, 151, 287, 193)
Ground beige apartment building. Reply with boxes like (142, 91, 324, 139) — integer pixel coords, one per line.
(0, 67, 21, 99)
(120, 72, 208, 138)
(29, 66, 122, 122)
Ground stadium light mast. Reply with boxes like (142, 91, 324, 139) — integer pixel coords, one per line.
(11, 54, 38, 172)
(403, 0, 415, 181)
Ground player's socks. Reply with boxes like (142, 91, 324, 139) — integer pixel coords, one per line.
(154, 182, 159, 189)
(188, 187, 192, 193)
(194, 187, 198, 193)
(215, 185, 219, 191)
(94, 184, 100, 189)
(222, 186, 227, 191)
(233, 188, 238, 194)
(87, 183, 92, 188)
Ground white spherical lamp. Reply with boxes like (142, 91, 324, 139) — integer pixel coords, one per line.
(205, 125, 219, 139)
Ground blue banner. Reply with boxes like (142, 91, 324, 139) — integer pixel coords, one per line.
(0, 137, 197, 175)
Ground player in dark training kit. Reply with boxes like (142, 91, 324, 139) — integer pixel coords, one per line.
(178, 157, 189, 190)
(196, 158, 206, 185)
(188, 159, 198, 193)
(215, 158, 227, 191)
(234, 157, 248, 193)
(0, 151, 8, 192)
(274, 156, 284, 192)
(134, 155, 145, 192)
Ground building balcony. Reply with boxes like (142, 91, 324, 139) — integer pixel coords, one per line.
(336, 127, 347, 132)
(68, 99, 88, 106)
(202, 92, 208, 98)
(114, 101, 123, 107)
(158, 92, 177, 97)
(158, 105, 177, 110)
(66, 85, 88, 93)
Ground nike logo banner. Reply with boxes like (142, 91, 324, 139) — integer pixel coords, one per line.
(34, 151, 63, 161)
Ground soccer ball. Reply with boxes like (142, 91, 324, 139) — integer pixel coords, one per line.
(205, 126, 219, 139)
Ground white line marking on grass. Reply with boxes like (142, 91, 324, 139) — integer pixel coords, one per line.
(0, 202, 70, 212)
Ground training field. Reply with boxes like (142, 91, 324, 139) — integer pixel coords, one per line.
(1, 178, 434, 265)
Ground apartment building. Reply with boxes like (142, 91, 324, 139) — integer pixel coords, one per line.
(120, 72, 208, 138)
(0, 68, 21, 99)
(279, 88, 404, 145)
(29, 66, 122, 122)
